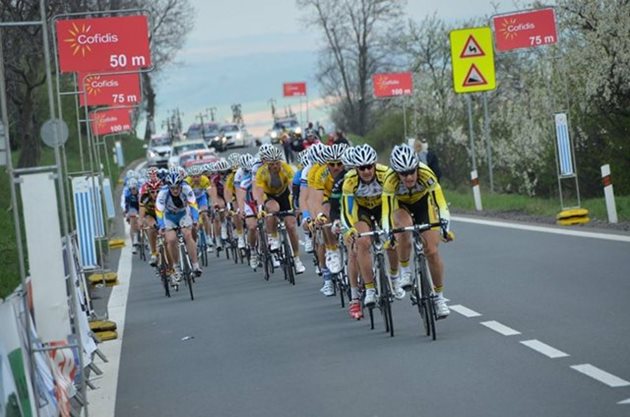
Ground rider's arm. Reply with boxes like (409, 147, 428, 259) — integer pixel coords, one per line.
(381, 170, 398, 232)
(341, 175, 358, 230)
(155, 191, 166, 230)
(253, 168, 267, 207)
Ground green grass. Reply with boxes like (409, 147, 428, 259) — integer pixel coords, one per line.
(444, 186, 630, 223)
(0, 134, 146, 299)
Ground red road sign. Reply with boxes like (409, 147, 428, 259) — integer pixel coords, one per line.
(56, 15, 151, 73)
(372, 72, 413, 98)
(90, 109, 132, 136)
(79, 72, 141, 106)
(283, 82, 307, 97)
(493, 8, 557, 52)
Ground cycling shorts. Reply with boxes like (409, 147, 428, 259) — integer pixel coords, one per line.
(357, 205, 382, 228)
(398, 194, 438, 226)
(243, 201, 257, 218)
(265, 187, 292, 213)
(164, 211, 193, 230)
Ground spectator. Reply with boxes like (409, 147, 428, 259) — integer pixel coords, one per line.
(280, 128, 294, 163)
(333, 129, 350, 145)
(414, 136, 442, 180)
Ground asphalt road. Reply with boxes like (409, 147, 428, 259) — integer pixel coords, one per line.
(113, 216, 630, 417)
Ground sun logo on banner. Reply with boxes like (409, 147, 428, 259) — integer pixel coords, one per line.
(499, 18, 518, 40)
(84, 75, 101, 96)
(64, 23, 92, 57)
(93, 113, 107, 131)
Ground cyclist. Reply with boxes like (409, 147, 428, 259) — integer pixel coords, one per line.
(184, 164, 213, 250)
(124, 178, 141, 254)
(156, 168, 202, 283)
(329, 146, 365, 319)
(302, 143, 327, 272)
(382, 144, 454, 318)
(139, 176, 163, 266)
(208, 159, 231, 251)
(235, 153, 261, 269)
(254, 145, 306, 274)
(310, 143, 348, 296)
(224, 153, 246, 250)
(341, 144, 405, 307)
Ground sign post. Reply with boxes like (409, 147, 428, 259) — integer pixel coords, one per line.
(372, 72, 414, 140)
(450, 27, 496, 199)
(283, 82, 307, 125)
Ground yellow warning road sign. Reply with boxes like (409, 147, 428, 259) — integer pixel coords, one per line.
(450, 27, 496, 93)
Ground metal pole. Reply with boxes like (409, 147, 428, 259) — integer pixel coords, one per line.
(466, 94, 477, 171)
(72, 73, 85, 171)
(0, 30, 40, 417)
(40, 3, 88, 415)
(402, 98, 408, 141)
(482, 92, 494, 192)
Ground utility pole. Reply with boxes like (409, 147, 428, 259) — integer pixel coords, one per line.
(268, 98, 277, 119)
(207, 107, 217, 122)
(196, 112, 206, 138)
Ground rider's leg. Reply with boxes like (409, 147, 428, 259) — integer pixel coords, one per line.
(393, 208, 414, 288)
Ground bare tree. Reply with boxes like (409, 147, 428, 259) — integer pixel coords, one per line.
(297, 0, 405, 135)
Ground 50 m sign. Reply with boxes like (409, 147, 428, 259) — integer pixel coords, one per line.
(56, 15, 151, 73)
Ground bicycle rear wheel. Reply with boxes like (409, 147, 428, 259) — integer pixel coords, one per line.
(180, 243, 195, 301)
(282, 237, 295, 285)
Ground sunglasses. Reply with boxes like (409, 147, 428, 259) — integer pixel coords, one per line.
(169, 185, 180, 190)
(398, 169, 416, 178)
(358, 164, 374, 172)
(327, 161, 343, 167)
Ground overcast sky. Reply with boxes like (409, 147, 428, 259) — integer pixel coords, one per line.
(153, 0, 519, 136)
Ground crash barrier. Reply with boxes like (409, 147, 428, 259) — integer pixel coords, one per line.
(72, 176, 106, 268)
(0, 234, 106, 417)
(103, 177, 116, 220)
(556, 208, 590, 226)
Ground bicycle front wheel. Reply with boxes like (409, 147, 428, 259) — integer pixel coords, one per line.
(416, 254, 435, 339)
(378, 257, 394, 337)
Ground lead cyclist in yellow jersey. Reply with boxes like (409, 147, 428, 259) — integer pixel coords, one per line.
(254, 145, 306, 274)
(381, 144, 454, 318)
(341, 144, 404, 307)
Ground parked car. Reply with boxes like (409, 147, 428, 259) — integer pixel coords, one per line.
(209, 124, 250, 151)
(145, 134, 172, 167)
(168, 139, 209, 167)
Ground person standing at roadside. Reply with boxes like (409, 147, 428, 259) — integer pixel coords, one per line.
(280, 127, 294, 163)
(414, 136, 442, 181)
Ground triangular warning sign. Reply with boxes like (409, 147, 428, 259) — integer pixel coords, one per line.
(460, 35, 485, 58)
(463, 64, 488, 87)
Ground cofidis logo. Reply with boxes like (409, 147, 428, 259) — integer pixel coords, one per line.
(64, 23, 119, 57)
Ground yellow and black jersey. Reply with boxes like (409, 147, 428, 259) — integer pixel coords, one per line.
(381, 163, 450, 230)
(306, 163, 325, 189)
(255, 162, 295, 196)
(310, 165, 336, 200)
(341, 163, 389, 228)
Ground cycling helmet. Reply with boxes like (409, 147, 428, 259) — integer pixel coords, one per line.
(308, 143, 326, 165)
(146, 177, 162, 191)
(157, 168, 169, 181)
(298, 150, 310, 166)
(390, 144, 419, 173)
(228, 152, 240, 168)
(127, 178, 139, 189)
(340, 146, 356, 168)
(258, 143, 274, 158)
(187, 165, 203, 177)
(239, 153, 255, 171)
(147, 166, 159, 181)
(214, 158, 230, 172)
(353, 144, 377, 166)
(125, 170, 137, 180)
(260, 145, 283, 162)
(138, 168, 148, 179)
(325, 143, 348, 162)
(164, 168, 184, 187)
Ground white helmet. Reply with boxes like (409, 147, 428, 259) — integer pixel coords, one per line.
(239, 153, 256, 171)
(259, 145, 283, 162)
(353, 144, 377, 166)
(340, 146, 356, 168)
(214, 158, 230, 172)
(324, 143, 347, 162)
(308, 143, 326, 165)
(390, 144, 419, 173)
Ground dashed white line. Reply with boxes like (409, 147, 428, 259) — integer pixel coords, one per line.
(571, 364, 630, 388)
(520, 339, 569, 359)
(450, 304, 482, 318)
(480, 320, 521, 336)
(618, 398, 630, 405)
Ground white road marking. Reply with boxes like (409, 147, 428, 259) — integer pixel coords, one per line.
(618, 398, 630, 405)
(520, 339, 569, 359)
(571, 364, 630, 388)
(480, 320, 521, 336)
(450, 304, 482, 318)
(89, 223, 133, 417)
(452, 215, 630, 243)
